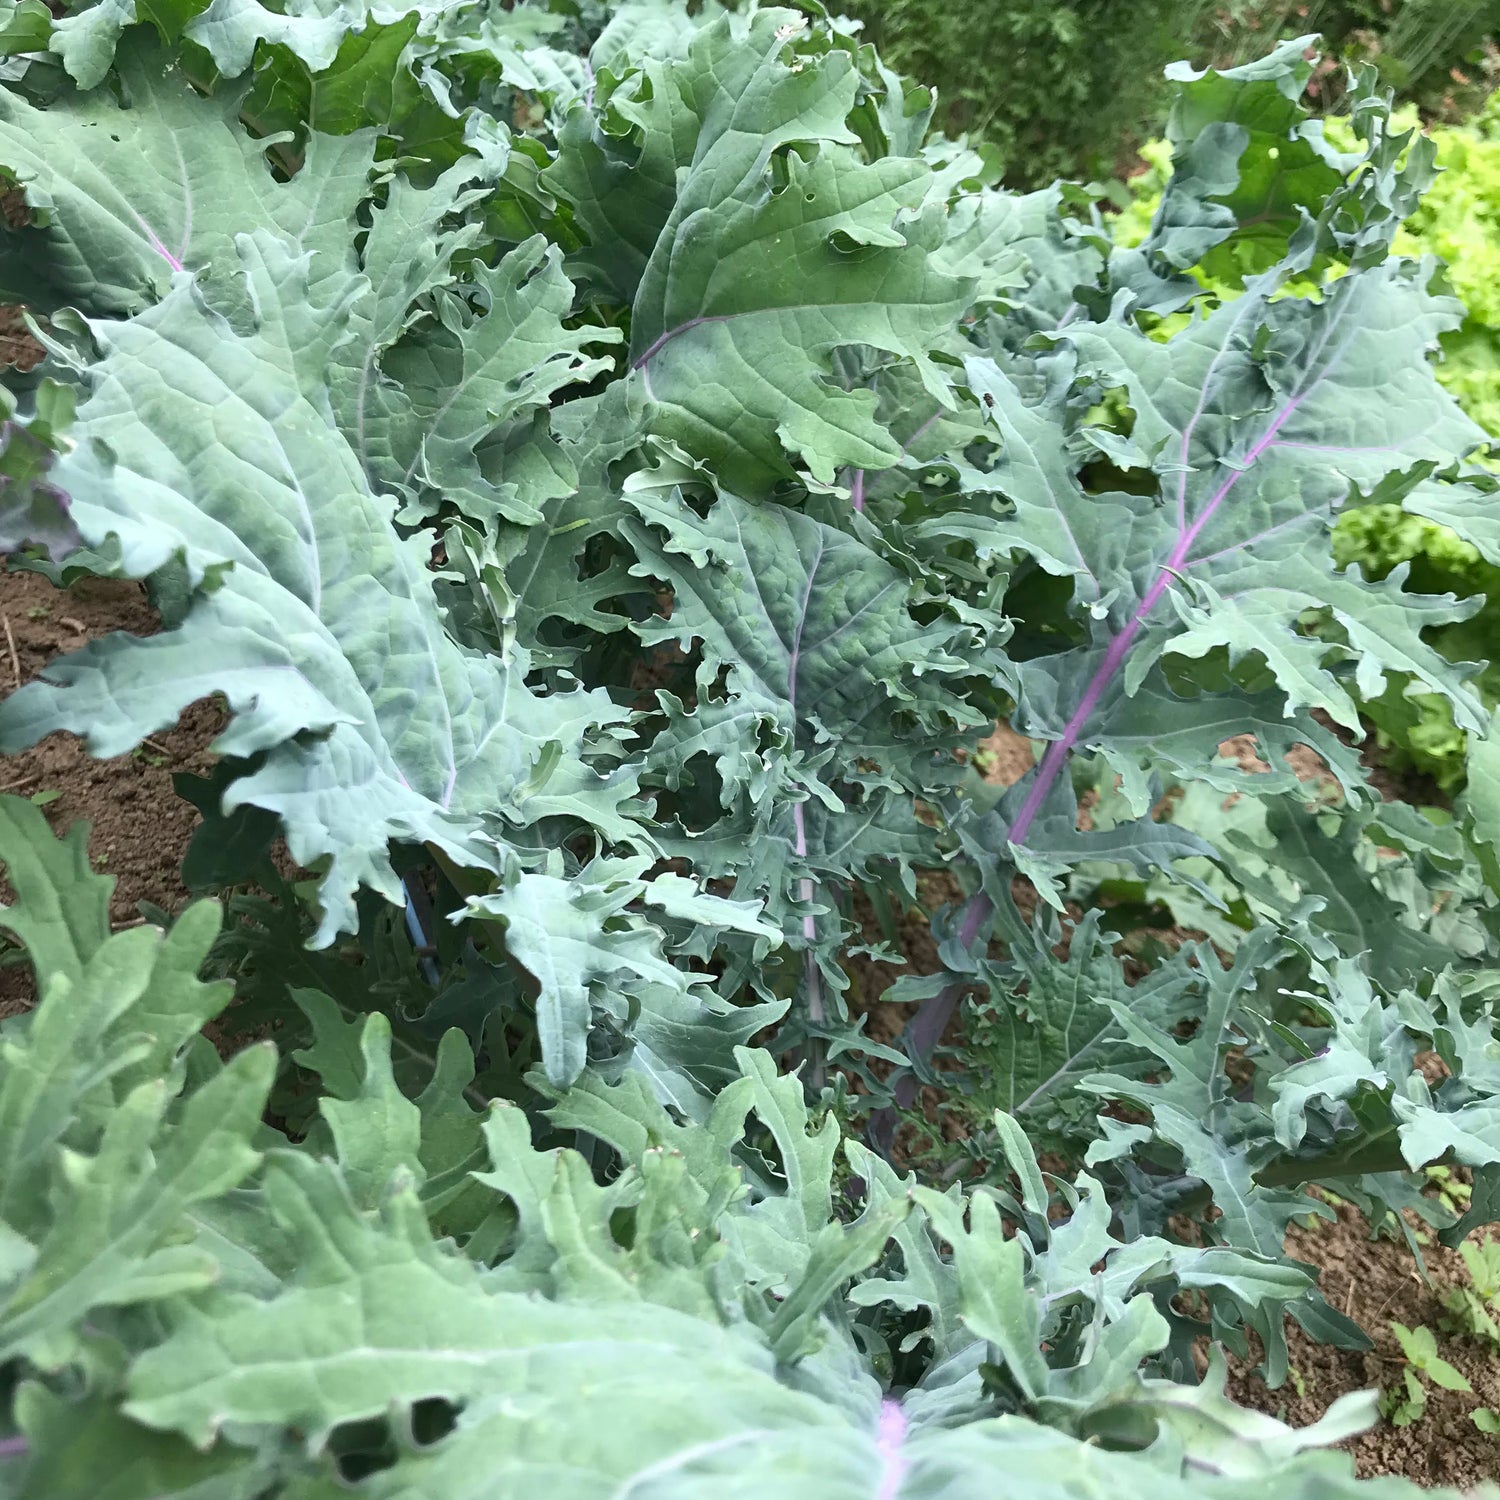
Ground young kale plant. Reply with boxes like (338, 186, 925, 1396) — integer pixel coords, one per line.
(0, 1, 1499, 1489)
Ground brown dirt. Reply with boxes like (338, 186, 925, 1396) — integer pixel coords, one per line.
(0, 567, 223, 1015)
(1226, 1196, 1500, 1488)
(0, 306, 42, 374)
(972, 720, 1036, 787)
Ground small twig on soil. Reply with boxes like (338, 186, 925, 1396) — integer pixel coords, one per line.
(1371, 1271, 1423, 1325)
(60, 616, 86, 634)
(0, 773, 37, 794)
(1, 613, 17, 687)
(142, 736, 173, 759)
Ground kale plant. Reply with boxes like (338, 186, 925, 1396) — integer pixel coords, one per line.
(0, 2, 1499, 1492)
(0, 796, 1414, 1495)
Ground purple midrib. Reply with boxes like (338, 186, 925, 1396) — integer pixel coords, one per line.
(848, 409, 942, 512)
(633, 297, 858, 372)
(788, 538, 826, 1025)
(897, 382, 1316, 1078)
(632, 315, 724, 369)
(131, 210, 184, 273)
(793, 798, 825, 1023)
(1006, 384, 1312, 848)
(874, 1398, 910, 1500)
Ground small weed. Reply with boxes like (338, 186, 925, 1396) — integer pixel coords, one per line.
(1382, 1368, 1427, 1427)
(27, 788, 60, 808)
(1475, 1408, 1500, 1435)
(1440, 1240, 1500, 1345)
(1426, 1164, 1473, 1217)
(24, 605, 48, 622)
(1381, 1323, 1472, 1427)
(1300, 1188, 1345, 1229)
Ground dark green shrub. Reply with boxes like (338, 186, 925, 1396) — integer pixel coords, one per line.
(837, 0, 1206, 186)
(1201, 0, 1497, 115)
(841, 0, 1497, 187)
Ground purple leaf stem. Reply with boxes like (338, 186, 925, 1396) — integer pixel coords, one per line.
(631, 317, 723, 399)
(847, 409, 942, 511)
(130, 209, 184, 273)
(630, 318, 723, 370)
(0, 1436, 27, 1459)
(784, 542, 827, 1070)
(899, 385, 1314, 1090)
(632, 305, 822, 373)
(792, 797, 825, 1026)
(874, 1398, 909, 1500)
(1009, 388, 1309, 839)
(900, 410, 943, 456)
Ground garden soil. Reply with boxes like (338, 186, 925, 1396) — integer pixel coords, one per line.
(0, 567, 224, 1016)
(1, 563, 1498, 1488)
(1224, 1198, 1500, 1487)
(0, 305, 41, 373)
